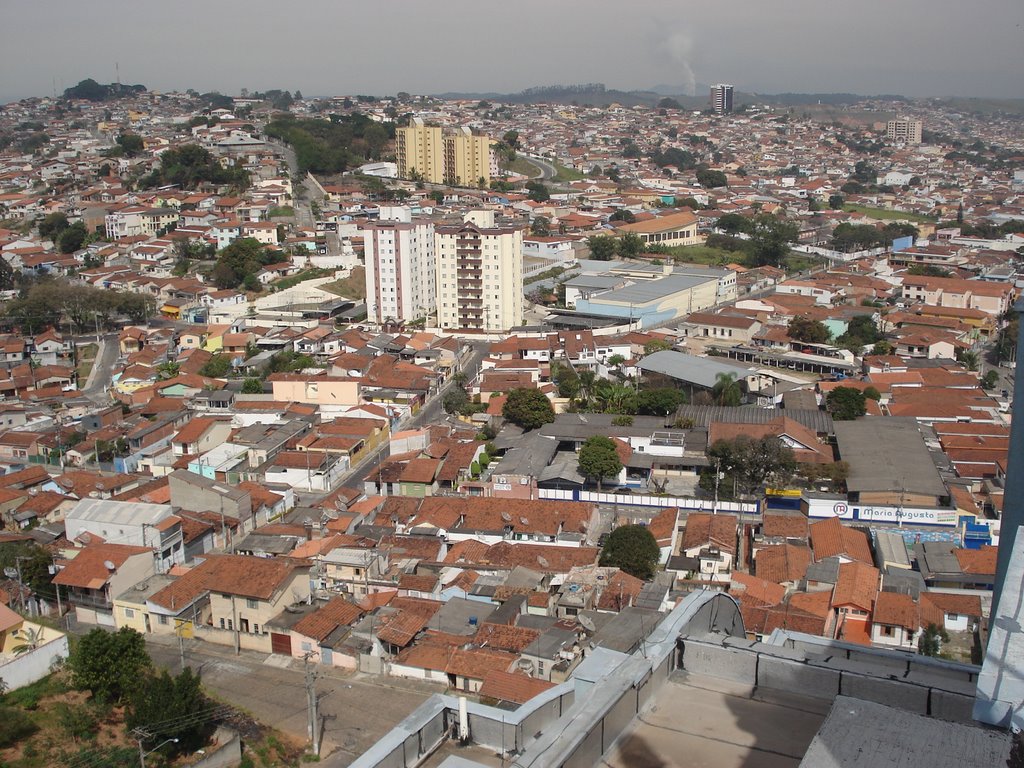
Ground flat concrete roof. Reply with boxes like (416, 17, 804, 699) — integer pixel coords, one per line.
(604, 672, 829, 768)
(834, 418, 948, 499)
(801, 695, 1009, 768)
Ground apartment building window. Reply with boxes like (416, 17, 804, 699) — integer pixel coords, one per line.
(124, 609, 135, 619)
(246, 598, 258, 609)
(219, 618, 226, 629)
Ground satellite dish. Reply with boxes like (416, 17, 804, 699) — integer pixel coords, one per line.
(103, 560, 116, 571)
(537, 556, 550, 568)
(578, 615, 596, 632)
(520, 517, 529, 525)
(500, 512, 512, 522)
(2, 567, 17, 579)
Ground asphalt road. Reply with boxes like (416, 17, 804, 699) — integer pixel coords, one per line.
(523, 154, 557, 181)
(146, 636, 441, 765)
(81, 332, 119, 403)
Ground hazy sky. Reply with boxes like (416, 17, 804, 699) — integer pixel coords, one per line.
(2, 0, 1022, 103)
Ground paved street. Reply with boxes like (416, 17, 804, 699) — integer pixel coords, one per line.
(81, 331, 118, 403)
(146, 635, 442, 765)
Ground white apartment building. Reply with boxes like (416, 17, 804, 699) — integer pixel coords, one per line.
(435, 210, 523, 332)
(361, 207, 436, 324)
(105, 206, 180, 240)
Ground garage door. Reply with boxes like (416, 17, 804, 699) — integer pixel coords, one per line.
(270, 632, 292, 655)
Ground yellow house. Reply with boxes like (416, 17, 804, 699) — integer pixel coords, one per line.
(141, 554, 311, 654)
(0, 604, 71, 690)
(614, 210, 700, 247)
(202, 324, 232, 353)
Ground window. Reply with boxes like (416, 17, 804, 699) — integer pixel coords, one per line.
(158, 615, 168, 625)
(219, 618, 225, 629)
(253, 624, 259, 634)
(246, 598, 258, 609)
(227, 619, 233, 630)
(124, 609, 135, 619)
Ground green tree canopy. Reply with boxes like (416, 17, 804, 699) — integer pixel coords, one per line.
(212, 237, 277, 289)
(826, 386, 867, 420)
(69, 627, 151, 704)
(115, 133, 144, 156)
(502, 388, 555, 431)
(126, 667, 212, 754)
(58, 222, 88, 254)
(142, 144, 248, 190)
(749, 213, 798, 267)
(636, 387, 687, 416)
(587, 235, 618, 260)
(598, 524, 660, 580)
(708, 435, 797, 496)
(526, 181, 550, 203)
(788, 315, 832, 344)
(578, 435, 623, 490)
(38, 212, 69, 240)
(712, 372, 742, 407)
(696, 168, 728, 188)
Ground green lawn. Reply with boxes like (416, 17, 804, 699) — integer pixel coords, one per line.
(76, 343, 98, 383)
(842, 204, 933, 223)
(321, 266, 367, 300)
(503, 156, 541, 178)
(667, 245, 746, 267)
(272, 267, 332, 291)
(552, 163, 586, 182)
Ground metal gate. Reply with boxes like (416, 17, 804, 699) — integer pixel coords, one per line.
(270, 632, 292, 655)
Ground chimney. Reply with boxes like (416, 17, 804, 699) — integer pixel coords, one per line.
(303, 520, 314, 541)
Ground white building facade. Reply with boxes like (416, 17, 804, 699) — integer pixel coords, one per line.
(361, 207, 436, 325)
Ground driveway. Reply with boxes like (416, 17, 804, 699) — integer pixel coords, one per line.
(146, 635, 441, 765)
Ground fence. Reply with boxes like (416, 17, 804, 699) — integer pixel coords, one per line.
(536, 487, 759, 514)
(0, 635, 70, 691)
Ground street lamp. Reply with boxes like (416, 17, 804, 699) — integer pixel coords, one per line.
(136, 736, 178, 768)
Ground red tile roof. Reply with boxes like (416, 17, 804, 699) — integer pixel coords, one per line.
(809, 518, 873, 564)
(479, 670, 556, 704)
(292, 598, 363, 643)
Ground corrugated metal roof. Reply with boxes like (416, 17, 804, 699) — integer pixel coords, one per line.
(676, 404, 834, 435)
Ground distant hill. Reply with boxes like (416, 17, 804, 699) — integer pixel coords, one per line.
(63, 78, 145, 102)
(430, 84, 1024, 116)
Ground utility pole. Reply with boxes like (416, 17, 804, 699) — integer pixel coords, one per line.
(303, 651, 321, 756)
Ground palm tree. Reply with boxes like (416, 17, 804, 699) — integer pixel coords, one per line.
(577, 369, 597, 408)
(712, 372, 742, 407)
(12, 626, 44, 656)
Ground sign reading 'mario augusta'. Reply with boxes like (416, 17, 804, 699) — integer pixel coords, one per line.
(805, 498, 958, 527)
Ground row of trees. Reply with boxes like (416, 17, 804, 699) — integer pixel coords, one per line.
(1, 279, 155, 334)
(703, 213, 800, 267)
(140, 144, 249, 190)
(264, 113, 392, 175)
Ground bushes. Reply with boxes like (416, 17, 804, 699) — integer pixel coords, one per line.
(0, 704, 39, 747)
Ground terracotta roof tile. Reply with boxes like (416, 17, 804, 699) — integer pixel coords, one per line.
(479, 670, 556, 704)
(292, 598, 363, 643)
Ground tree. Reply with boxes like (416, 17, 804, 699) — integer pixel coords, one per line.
(530, 216, 551, 236)
(551, 361, 581, 400)
(442, 387, 470, 415)
(609, 209, 636, 224)
(917, 623, 948, 657)
(981, 370, 999, 390)
(716, 213, 751, 235)
(58, 222, 88, 254)
(115, 133, 144, 156)
(502, 388, 555, 431)
(826, 386, 867, 421)
(708, 435, 797, 496)
(749, 213, 798, 267)
(241, 377, 264, 393)
(636, 387, 686, 416)
(643, 339, 672, 356)
(617, 232, 644, 259)
(837, 314, 880, 351)
(788, 316, 832, 344)
(126, 667, 212, 754)
(863, 386, 882, 401)
(199, 354, 232, 378)
(696, 168, 728, 188)
(712, 372, 742, 407)
(828, 194, 845, 210)
(587, 235, 618, 261)
(957, 349, 979, 371)
(526, 181, 550, 203)
(599, 524, 660, 580)
(69, 627, 151, 704)
(38, 212, 69, 240)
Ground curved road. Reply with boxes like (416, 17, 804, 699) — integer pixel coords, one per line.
(522, 154, 557, 181)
